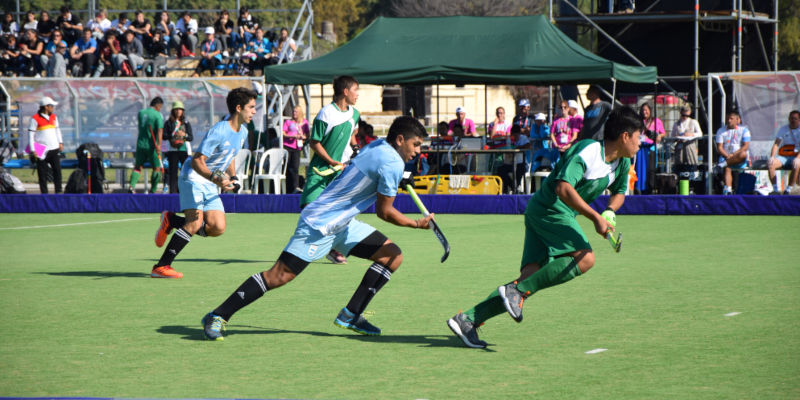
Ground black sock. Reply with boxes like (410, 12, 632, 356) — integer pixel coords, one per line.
(156, 228, 191, 267)
(213, 273, 269, 321)
(197, 221, 208, 237)
(346, 263, 392, 316)
(168, 213, 185, 228)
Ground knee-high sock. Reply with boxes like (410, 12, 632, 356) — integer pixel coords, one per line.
(130, 169, 141, 189)
(213, 273, 269, 321)
(462, 288, 506, 324)
(156, 228, 191, 267)
(168, 213, 185, 228)
(515, 256, 582, 295)
(150, 170, 161, 193)
(345, 263, 392, 315)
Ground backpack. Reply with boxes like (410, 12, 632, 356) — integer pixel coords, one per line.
(179, 44, 193, 58)
(76, 143, 105, 194)
(0, 171, 26, 194)
(64, 169, 88, 194)
(0, 139, 14, 164)
(119, 60, 134, 77)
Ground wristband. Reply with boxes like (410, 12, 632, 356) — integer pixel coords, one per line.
(604, 206, 613, 212)
(231, 175, 239, 182)
(415, 220, 419, 229)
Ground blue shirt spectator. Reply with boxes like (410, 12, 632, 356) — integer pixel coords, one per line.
(74, 36, 96, 52)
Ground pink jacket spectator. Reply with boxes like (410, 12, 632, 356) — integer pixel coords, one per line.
(448, 118, 476, 136)
(641, 118, 665, 145)
(282, 118, 309, 150)
(552, 115, 578, 149)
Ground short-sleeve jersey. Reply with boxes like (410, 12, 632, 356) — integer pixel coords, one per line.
(137, 108, 164, 149)
(180, 120, 248, 185)
(715, 125, 750, 154)
(301, 139, 403, 235)
(529, 139, 630, 218)
(309, 102, 359, 171)
(513, 114, 535, 131)
(775, 124, 799, 147)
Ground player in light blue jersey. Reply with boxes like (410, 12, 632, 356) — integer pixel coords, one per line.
(200, 116, 432, 341)
(150, 87, 258, 279)
(713, 111, 751, 195)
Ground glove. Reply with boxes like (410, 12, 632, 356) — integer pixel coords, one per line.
(601, 207, 616, 228)
(399, 171, 414, 190)
(229, 176, 241, 193)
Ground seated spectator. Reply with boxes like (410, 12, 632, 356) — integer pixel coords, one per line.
(23, 10, 38, 32)
(246, 27, 276, 72)
(634, 103, 665, 194)
(110, 13, 131, 35)
(1, 12, 19, 48)
(601, 0, 635, 13)
(87, 10, 111, 40)
(489, 107, 512, 137)
(671, 104, 702, 166)
(355, 120, 377, 147)
(19, 29, 44, 76)
(191, 27, 222, 77)
(274, 27, 297, 62)
(448, 107, 477, 137)
(39, 29, 63, 71)
(56, 5, 82, 46)
(47, 40, 68, 77)
(237, 6, 258, 53)
(714, 111, 750, 195)
(1, 35, 21, 77)
(529, 112, 550, 153)
(145, 29, 168, 76)
(767, 110, 800, 195)
(115, 30, 144, 76)
(152, 12, 174, 48)
(214, 10, 234, 53)
(171, 11, 198, 56)
(498, 125, 531, 194)
(94, 32, 119, 77)
(37, 11, 56, 42)
(437, 121, 449, 137)
(512, 99, 534, 136)
(551, 100, 579, 153)
(578, 86, 612, 141)
(69, 28, 97, 77)
(567, 99, 583, 132)
(130, 10, 152, 46)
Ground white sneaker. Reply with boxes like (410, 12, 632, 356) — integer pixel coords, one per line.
(34, 73, 41, 78)
(222, 50, 229, 58)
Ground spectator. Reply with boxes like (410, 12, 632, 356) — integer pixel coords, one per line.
(498, 125, 531, 194)
(237, 6, 258, 53)
(579, 86, 612, 141)
(282, 105, 310, 194)
(551, 100, 579, 154)
(162, 101, 193, 194)
(40, 29, 63, 71)
(634, 103, 665, 194)
(1, 12, 19, 47)
(246, 27, 275, 72)
(145, 29, 168, 76)
(110, 13, 131, 35)
(171, 11, 198, 56)
(567, 100, 584, 132)
(512, 99, 534, 136)
(448, 106, 477, 137)
(23, 10, 38, 32)
(87, 10, 111, 40)
(129, 97, 164, 194)
(767, 110, 800, 195)
(115, 30, 144, 76)
(601, 0, 635, 13)
(94, 32, 119, 77)
(28, 96, 63, 194)
(529, 112, 555, 170)
(37, 11, 56, 42)
(489, 107, 512, 137)
(152, 12, 174, 47)
(671, 104, 702, 166)
(714, 111, 751, 195)
(56, 5, 82, 46)
(130, 10, 152, 46)
(274, 27, 297, 62)
(47, 39, 68, 77)
(19, 29, 44, 77)
(191, 27, 221, 77)
(214, 10, 234, 53)
(69, 28, 97, 77)
(1, 35, 21, 77)
(355, 119, 377, 148)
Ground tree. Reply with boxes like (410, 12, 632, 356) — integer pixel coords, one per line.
(778, 0, 800, 70)
(391, 0, 545, 18)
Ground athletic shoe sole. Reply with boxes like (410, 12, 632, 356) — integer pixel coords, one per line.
(498, 285, 523, 323)
(447, 318, 486, 349)
(333, 319, 380, 336)
(326, 254, 348, 264)
(150, 272, 183, 278)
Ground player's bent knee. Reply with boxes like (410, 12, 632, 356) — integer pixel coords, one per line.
(183, 219, 203, 235)
(575, 251, 595, 274)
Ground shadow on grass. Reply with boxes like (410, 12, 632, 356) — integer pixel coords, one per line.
(33, 271, 150, 279)
(156, 324, 486, 350)
(138, 258, 275, 265)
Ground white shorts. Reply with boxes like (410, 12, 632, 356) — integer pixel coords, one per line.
(284, 218, 377, 262)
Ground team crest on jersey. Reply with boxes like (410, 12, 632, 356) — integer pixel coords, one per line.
(308, 245, 318, 257)
(589, 179, 600, 192)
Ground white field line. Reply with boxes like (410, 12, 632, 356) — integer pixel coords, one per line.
(724, 312, 742, 317)
(0, 217, 156, 230)
(585, 348, 608, 354)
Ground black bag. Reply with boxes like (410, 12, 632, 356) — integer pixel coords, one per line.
(0, 171, 26, 194)
(76, 143, 105, 194)
(64, 169, 88, 194)
(0, 139, 14, 164)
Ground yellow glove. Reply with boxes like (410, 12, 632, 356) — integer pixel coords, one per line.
(601, 208, 616, 228)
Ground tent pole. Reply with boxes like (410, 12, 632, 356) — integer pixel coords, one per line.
(611, 78, 617, 109)
(320, 84, 323, 108)
(484, 84, 488, 137)
(436, 79, 440, 125)
(653, 82, 658, 174)
(548, 86, 553, 124)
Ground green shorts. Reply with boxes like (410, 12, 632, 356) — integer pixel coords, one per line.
(300, 169, 341, 207)
(520, 202, 591, 269)
(134, 147, 162, 169)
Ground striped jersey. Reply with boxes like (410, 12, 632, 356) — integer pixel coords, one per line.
(301, 139, 403, 235)
(28, 113, 62, 152)
(309, 102, 359, 172)
(180, 120, 248, 186)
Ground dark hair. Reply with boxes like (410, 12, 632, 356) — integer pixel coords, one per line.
(60, 5, 70, 14)
(182, 11, 191, 18)
(437, 121, 449, 136)
(38, 105, 47, 113)
(790, 110, 800, 118)
(220, 9, 229, 17)
(239, 6, 249, 14)
(333, 75, 358, 99)
(587, 86, 602, 97)
(82, 27, 91, 34)
(510, 125, 522, 135)
(226, 87, 258, 114)
(119, 12, 128, 20)
(727, 110, 740, 117)
(51, 29, 62, 37)
(169, 107, 186, 125)
(639, 103, 654, 125)
(135, 10, 143, 16)
(386, 116, 428, 145)
(152, 28, 163, 40)
(150, 97, 163, 107)
(603, 106, 645, 142)
(124, 29, 135, 37)
(26, 10, 35, 18)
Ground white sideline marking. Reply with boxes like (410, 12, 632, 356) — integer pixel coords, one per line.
(585, 348, 607, 354)
(0, 217, 155, 230)
(724, 312, 742, 317)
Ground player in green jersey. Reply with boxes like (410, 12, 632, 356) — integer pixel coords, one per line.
(130, 97, 164, 194)
(300, 75, 360, 264)
(447, 106, 644, 349)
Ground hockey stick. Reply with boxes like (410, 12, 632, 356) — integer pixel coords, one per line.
(406, 184, 450, 263)
(606, 229, 622, 253)
(312, 163, 344, 177)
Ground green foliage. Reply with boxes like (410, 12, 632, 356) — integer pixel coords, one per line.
(778, 0, 800, 70)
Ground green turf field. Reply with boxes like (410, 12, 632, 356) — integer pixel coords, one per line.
(1, 213, 798, 399)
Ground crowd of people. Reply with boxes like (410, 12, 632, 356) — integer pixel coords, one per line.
(0, 6, 298, 78)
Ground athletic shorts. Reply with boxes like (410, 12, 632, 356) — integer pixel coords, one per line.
(299, 170, 341, 207)
(520, 201, 591, 269)
(178, 178, 224, 212)
(284, 218, 377, 263)
(135, 147, 162, 168)
(773, 155, 797, 169)
(718, 156, 748, 170)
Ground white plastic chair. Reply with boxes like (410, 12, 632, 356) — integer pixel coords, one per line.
(524, 155, 553, 194)
(234, 149, 251, 192)
(253, 148, 288, 194)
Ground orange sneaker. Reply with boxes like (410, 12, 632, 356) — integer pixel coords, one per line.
(151, 265, 183, 279)
(155, 211, 174, 248)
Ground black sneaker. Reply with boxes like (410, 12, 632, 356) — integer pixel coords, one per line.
(498, 281, 529, 323)
(127, 187, 135, 194)
(334, 307, 381, 335)
(447, 312, 487, 349)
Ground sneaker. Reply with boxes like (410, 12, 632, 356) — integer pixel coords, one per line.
(722, 187, 732, 195)
(155, 210, 175, 247)
(447, 312, 487, 349)
(334, 307, 381, 335)
(127, 187, 135, 194)
(498, 281, 528, 323)
(151, 265, 183, 279)
(201, 312, 227, 341)
(188, 52, 195, 57)
(784, 189, 793, 195)
(326, 249, 347, 264)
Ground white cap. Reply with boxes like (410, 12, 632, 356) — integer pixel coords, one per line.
(39, 97, 58, 107)
(534, 113, 546, 121)
(251, 81, 263, 95)
(568, 100, 579, 109)
(519, 99, 530, 107)
(455, 106, 466, 114)
(205, 27, 215, 34)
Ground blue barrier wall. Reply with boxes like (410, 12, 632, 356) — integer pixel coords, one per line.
(1, 194, 799, 215)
